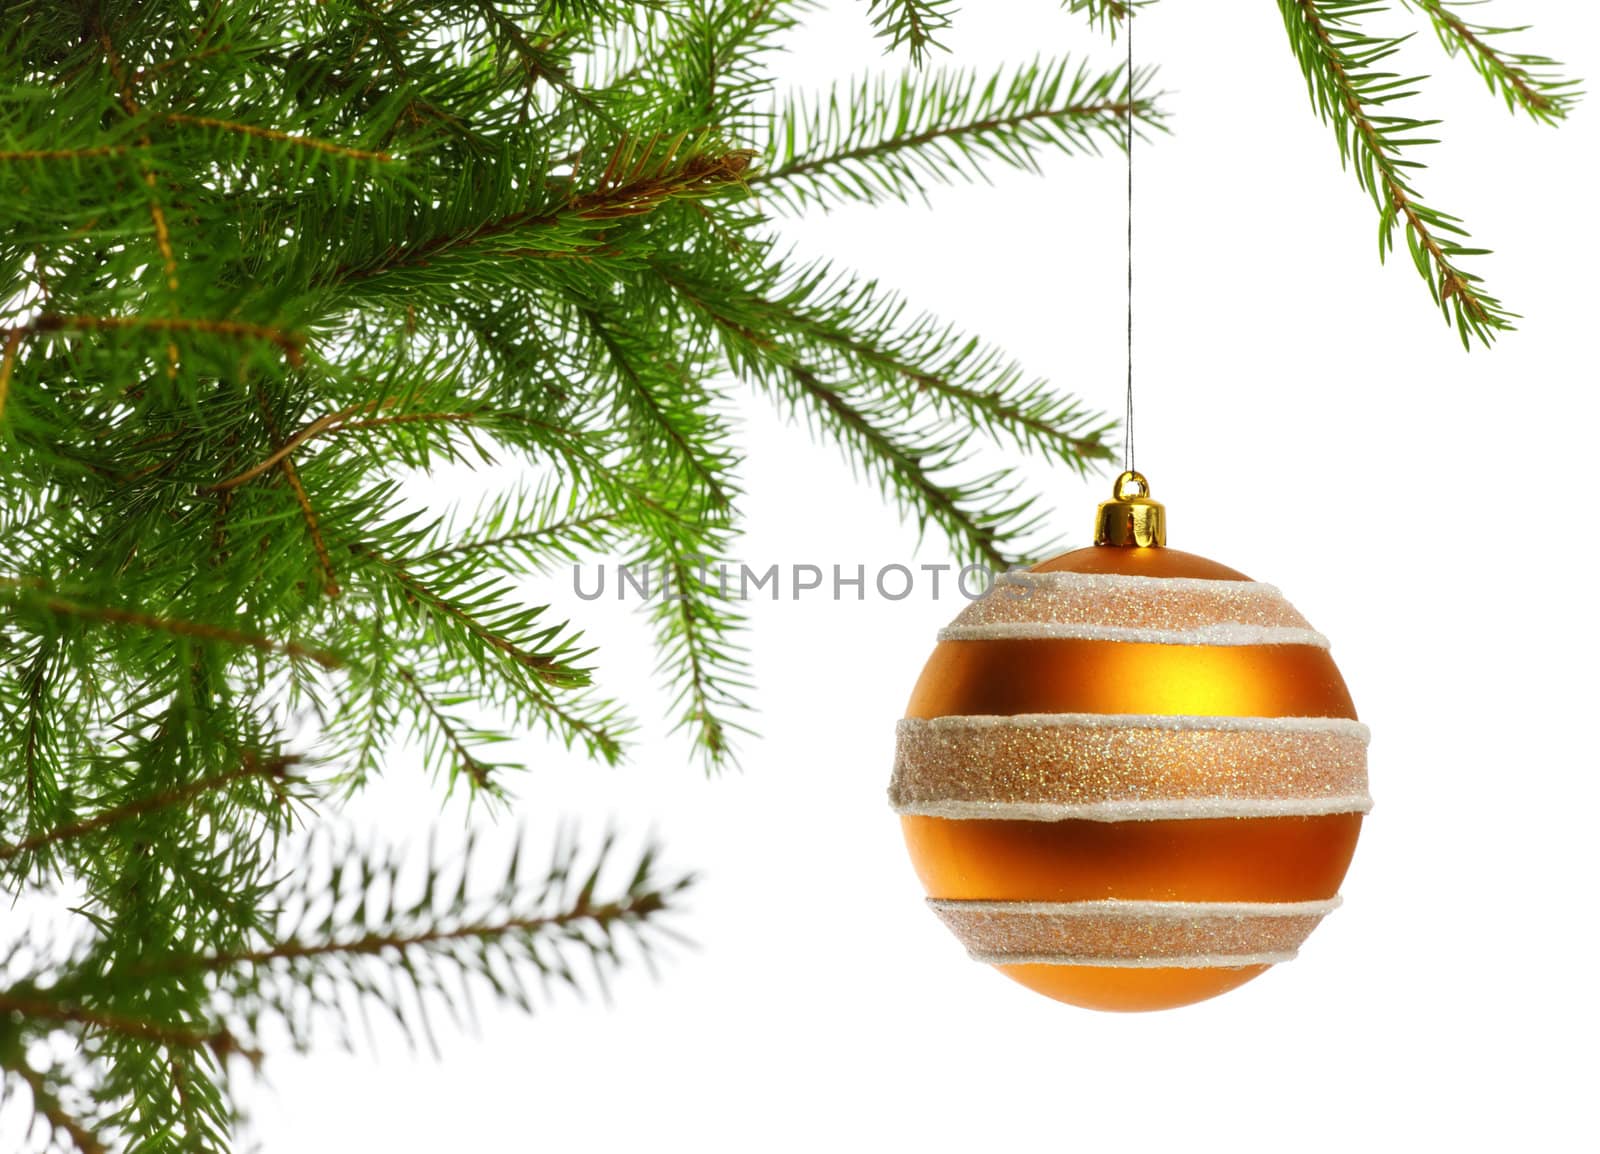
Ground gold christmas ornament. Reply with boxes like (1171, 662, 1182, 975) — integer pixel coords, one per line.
(890, 472, 1369, 1012)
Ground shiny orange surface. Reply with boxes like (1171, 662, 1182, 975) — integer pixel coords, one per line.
(901, 814, 1362, 902)
(899, 543, 1363, 1012)
(997, 963, 1269, 1012)
(1032, 545, 1250, 581)
(906, 638, 1357, 720)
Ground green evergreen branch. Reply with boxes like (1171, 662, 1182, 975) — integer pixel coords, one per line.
(1063, 0, 1154, 35)
(647, 546, 751, 769)
(4, 1054, 106, 1154)
(415, 502, 628, 566)
(1279, 0, 1513, 347)
(783, 363, 1033, 567)
(1399, 0, 1579, 122)
(578, 306, 739, 512)
(756, 58, 1160, 211)
(132, 831, 691, 1037)
(0, 992, 244, 1058)
(352, 549, 591, 688)
(753, 261, 1114, 467)
(0, 754, 296, 865)
(866, 0, 956, 65)
(330, 138, 752, 289)
(398, 667, 500, 796)
(0, 581, 343, 670)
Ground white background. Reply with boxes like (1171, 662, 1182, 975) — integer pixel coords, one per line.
(245, 2, 1600, 1151)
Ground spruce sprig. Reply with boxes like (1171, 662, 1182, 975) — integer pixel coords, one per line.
(865, 0, 956, 65)
(864, 0, 1576, 348)
(3, 5, 1128, 1146)
(1278, 0, 1513, 346)
(1399, 0, 1580, 122)
(755, 57, 1162, 211)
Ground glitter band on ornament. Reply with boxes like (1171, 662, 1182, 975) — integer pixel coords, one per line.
(891, 713, 1371, 821)
(938, 572, 1329, 648)
(927, 897, 1341, 968)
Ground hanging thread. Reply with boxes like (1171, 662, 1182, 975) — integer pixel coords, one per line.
(1124, 13, 1136, 476)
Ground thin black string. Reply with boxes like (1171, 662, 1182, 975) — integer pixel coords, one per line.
(1124, 14, 1136, 477)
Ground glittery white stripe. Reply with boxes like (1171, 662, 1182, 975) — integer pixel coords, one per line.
(941, 570, 1327, 647)
(937, 622, 1331, 647)
(929, 898, 1344, 917)
(896, 796, 1373, 820)
(903, 713, 1370, 738)
(966, 952, 1298, 969)
(891, 713, 1372, 821)
(928, 898, 1340, 968)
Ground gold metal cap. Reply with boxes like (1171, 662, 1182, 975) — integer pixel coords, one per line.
(1094, 470, 1166, 547)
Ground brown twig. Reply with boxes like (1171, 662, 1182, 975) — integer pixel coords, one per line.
(0, 145, 131, 162)
(333, 145, 751, 283)
(165, 113, 395, 161)
(0, 579, 342, 669)
(0, 993, 247, 1057)
(137, 894, 664, 976)
(254, 395, 341, 598)
(0, 754, 297, 863)
(6, 1055, 106, 1154)
(203, 402, 496, 492)
(0, 326, 20, 421)
(4, 314, 304, 367)
(100, 30, 182, 379)
(398, 669, 493, 791)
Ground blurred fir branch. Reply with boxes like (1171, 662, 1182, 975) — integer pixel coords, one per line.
(865, 0, 955, 65)
(870, 0, 1577, 347)
(0, 1, 1128, 1148)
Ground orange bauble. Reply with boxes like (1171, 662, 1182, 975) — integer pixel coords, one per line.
(890, 474, 1369, 1012)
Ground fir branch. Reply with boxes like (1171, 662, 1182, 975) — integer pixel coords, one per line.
(4, 1055, 106, 1154)
(1280, 0, 1512, 346)
(164, 113, 397, 161)
(0, 581, 343, 670)
(1063, 0, 1154, 35)
(1400, 0, 1579, 122)
(398, 668, 497, 796)
(2, 315, 304, 368)
(756, 58, 1160, 211)
(647, 546, 751, 769)
(332, 139, 752, 286)
(782, 363, 1028, 568)
(415, 506, 627, 567)
(0, 993, 243, 1057)
(866, 0, 956, 65)
(121, 831, 693, 1047)
(98, 26, 182, 378)
(255, 395, 342, 599)
(0, 145, 132, 162)
(0, 754, 296, 865)
(0, 326, 18, 422)
(205, 401, 532, 492)
(352, 549, 590, 688)
(747, 261, 1113, 467)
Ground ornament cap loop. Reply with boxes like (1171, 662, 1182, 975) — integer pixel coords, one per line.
(1095, 470, 1166, 547)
